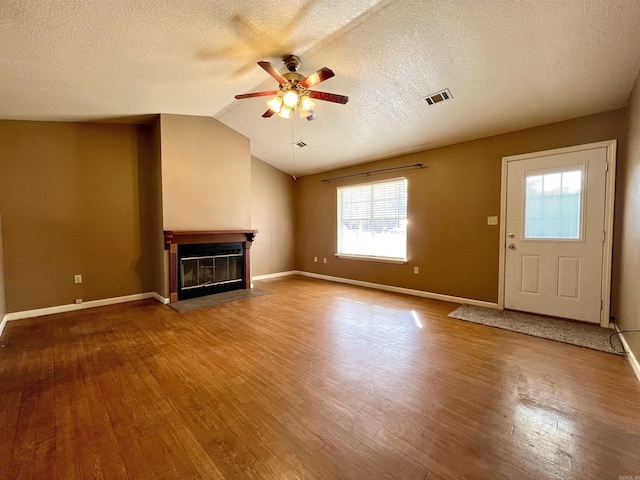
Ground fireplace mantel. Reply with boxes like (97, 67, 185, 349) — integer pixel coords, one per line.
(163, 230, 257, 303)
(164, 230, 257, 250)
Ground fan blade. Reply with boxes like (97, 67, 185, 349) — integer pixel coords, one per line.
(300, 67, 335, 88)
(234, 90, 278, 100)
(305, 110, 317, 121)
(262, 109, 276, 118)
(258, 61, 288, 85)
(309, 90, 349, 104)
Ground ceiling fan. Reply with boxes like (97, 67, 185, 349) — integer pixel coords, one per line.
(234, 55, 349, 121)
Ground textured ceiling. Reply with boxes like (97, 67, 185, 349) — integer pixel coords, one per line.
(1, 0, 640, 175)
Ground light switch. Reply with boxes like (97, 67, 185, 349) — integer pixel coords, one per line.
(487, 216, 498, 225)
(74, 274, 82, 284)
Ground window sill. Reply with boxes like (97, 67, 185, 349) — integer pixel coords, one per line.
(334, 254, 407, 264)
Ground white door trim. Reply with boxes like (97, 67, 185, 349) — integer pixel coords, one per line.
(498, 140, 617, 328)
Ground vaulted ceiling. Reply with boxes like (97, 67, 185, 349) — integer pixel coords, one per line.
(1, 0, 640, 175)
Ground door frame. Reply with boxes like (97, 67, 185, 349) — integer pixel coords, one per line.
(497, 140, 617, 328)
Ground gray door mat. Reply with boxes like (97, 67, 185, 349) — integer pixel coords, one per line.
(448, 304, 623, 355)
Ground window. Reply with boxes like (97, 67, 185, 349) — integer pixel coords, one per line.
(524, 168, 583, 239)
(337, 177, 407, 261)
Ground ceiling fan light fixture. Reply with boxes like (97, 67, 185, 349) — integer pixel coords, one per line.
(267, 96, 282, 113)
(300, 96, 315, 111)
(282, 90, 299, 108)
(278, 106, 292, 118)
(234, 58, 348, 121)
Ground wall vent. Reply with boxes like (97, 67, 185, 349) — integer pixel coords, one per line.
(292, 140, 307, 148)
(423, 88, 452, 106)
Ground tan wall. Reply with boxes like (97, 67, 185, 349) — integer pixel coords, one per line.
(160, 114, 251, 230)
(137, 118, 165, 297)
(0, 120, 156, 312)
(0, 213, 6, 319)
(615, 70, 640, 358)
(250, 157, 296, 277)
(296, 109, 627, 303)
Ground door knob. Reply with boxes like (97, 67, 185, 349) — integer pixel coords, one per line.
(508, 233, 515, 238)
(508, 243, 515, 249)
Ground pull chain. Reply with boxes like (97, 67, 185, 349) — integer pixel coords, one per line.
(291, 118, 297, 180)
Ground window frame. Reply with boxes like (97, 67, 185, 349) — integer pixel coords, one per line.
(335, 177, 408, 264)
(522, 163, 586, 243)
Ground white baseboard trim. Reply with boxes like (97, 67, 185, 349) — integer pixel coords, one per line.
(615, 325, 640, 384)
(295, 271, 498, 309)
(0, 314, 7, 337)
(252, 271, 298, 281)
(151, 292, 170, 304)
(5, 292, 167, 322)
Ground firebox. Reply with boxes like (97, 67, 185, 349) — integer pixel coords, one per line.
(177, 242, 244, 300)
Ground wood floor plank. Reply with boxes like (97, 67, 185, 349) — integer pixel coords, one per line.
(7, 328, 45, 480)
(88, 330, 165, 480)
(33, 329, 56, 479)
(66, 343, 106, 480)
(1, 275, 639, 479)
(52, 325, 82, 480)
(2, 356, 34, 478)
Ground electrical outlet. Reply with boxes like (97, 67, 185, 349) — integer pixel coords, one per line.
(323, 258, 327, 264)
(75, 299, 83, 304)
(487, 216, 499, 225)
(74, 274, 82, 284)
(314, 256, 317, 262)
(414, 266, 419, 274)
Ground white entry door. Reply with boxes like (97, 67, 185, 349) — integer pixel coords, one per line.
(502, 141, 616, 325)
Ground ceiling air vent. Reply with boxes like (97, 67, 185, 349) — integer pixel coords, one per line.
(292, 140, 307, 148)
(423, 88, 452, 106)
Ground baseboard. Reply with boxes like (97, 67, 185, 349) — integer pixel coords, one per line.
(295, 271, 498, 309)
(252, 271, 298, 281)
(151, 292, 170, 304)
(615, 325, 640, 384)
(0, 314, 7, 338)
(4, 291, 167, 322)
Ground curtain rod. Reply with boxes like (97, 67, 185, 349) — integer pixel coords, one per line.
(320, 163, 425, 183)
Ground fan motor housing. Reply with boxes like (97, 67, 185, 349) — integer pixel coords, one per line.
(284, 55, 301, 72)
(283, 72, 304, 84)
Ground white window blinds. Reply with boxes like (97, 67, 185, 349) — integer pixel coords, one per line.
(337, 178, 407, 260)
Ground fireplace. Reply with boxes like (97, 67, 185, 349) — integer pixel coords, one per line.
(164, 230, 257, 303)
(178, 242, 244, 300)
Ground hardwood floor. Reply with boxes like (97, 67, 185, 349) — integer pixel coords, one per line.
(1, 275, 639, 479)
